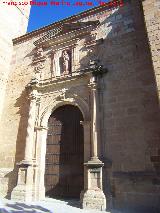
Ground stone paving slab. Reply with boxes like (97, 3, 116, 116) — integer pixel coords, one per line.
(0, 198, 121, 213)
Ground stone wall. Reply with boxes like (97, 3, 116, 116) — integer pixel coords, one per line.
(0, 0, 160, 210)
(0, 2, 30, 120)
(141, 0, 160, 179)
(89, 1, 160, 210)
(0, 2, 30, 197)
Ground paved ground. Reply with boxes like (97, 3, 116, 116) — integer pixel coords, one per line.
(0, 198, 119, 213)
(0, 198, 158, 213)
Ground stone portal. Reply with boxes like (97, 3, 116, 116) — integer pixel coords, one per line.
(45, 105, 84, 198)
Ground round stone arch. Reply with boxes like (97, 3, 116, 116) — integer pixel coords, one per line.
(35, 98, 91, 200)
(40, 97, 90, 128)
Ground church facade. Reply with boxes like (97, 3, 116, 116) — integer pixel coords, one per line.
(0, 0, 160, 211)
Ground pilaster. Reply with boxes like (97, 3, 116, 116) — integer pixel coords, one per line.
(81, 75, 106, 211)
(11, 81, 38, 202)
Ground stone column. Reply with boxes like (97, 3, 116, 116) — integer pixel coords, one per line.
(90, 77, 99, 160)
(35, 126, 48, 201)
(81, 76, 106, 211)
(11, 89, 38, 202)
(24, 90, 37, 162)
(72, 43, 80, 73)
(71, 46, 75, 73)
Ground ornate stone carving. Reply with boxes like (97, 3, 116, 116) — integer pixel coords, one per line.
(62, 50, 71, 75)
(84, 31, 97, 47)
(89, 60, 108, 77)
(32, 47, 46, 80)
(34, 61, 45, 72)
(26, 78, 39, 91)
(57, 88, 74, 102)
(35, 47, 44, 58)
(33, 27, 63, 46)
(33, 21, 99, 47)
(59, 88, 68, 100)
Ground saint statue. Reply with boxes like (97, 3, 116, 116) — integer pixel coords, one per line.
(62, 50, 70, 75)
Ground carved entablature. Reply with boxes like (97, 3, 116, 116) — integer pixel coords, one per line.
(32, 20, 103, 82)
(33, 21, 100, 48)
(33, 27, 63, 46)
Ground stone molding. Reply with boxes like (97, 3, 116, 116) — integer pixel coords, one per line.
(13, 3, 114, 45)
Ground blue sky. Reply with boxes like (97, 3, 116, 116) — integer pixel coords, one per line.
(27, 0, 109, 32)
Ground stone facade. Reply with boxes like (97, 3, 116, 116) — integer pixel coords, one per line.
(0, 0, 160, 211)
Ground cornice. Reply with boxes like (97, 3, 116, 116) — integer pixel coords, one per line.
(34, 21, 99, 47)
(39, 70, 91, 90)
(26, 67, 92, 93)
(33, 21, 100, 46)
(12, 3, 116, 45)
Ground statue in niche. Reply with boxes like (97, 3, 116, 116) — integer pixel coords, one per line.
(61, 50, 71, 75)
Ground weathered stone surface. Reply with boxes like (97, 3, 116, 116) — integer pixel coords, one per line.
(81, 189, 106, 211)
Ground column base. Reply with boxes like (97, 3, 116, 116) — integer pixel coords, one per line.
(81, 189, 106, 211)
(11, 185, 33, 202)
(11, 160, 35, 202)
(81, 158, 106, 211)
(36, 185, 45, 201)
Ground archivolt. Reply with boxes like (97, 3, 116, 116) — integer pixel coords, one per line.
(39, 93, 90, 127)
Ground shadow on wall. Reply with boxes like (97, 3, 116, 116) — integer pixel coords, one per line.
(5, 89, 30, 199)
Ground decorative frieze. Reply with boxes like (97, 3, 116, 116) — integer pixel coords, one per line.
(32, 46, 46, 80)
(33, 26, 63, 46)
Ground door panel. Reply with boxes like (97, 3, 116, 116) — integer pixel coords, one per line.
(45, 105, 84, 198)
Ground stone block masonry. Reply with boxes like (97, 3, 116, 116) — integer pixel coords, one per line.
(0, 1, 30, 197)
(0, 2, 31, 122)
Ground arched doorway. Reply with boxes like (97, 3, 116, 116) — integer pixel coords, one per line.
(45, 105, 84, 199)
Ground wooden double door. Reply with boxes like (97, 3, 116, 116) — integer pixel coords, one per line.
(45, 105, 84, 198)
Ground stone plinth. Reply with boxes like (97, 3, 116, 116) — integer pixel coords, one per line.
(11, 160, 35, 202)
(81, 189, 106, 211)
(81, 159, 106, 211)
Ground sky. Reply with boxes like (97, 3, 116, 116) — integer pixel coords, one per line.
(27, 0, 109, 32)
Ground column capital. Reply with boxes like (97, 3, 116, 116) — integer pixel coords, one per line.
(88, 76, 98, 90)
(28, 90, 38, 101)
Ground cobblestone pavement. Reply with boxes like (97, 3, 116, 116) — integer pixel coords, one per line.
(0, 198, 121, 213)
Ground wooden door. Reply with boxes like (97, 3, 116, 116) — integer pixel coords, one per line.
(45, 105, 84, 198)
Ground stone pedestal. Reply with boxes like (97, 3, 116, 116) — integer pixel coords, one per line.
(11, 160, 35, 202)
(81, 160, 106, 211)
